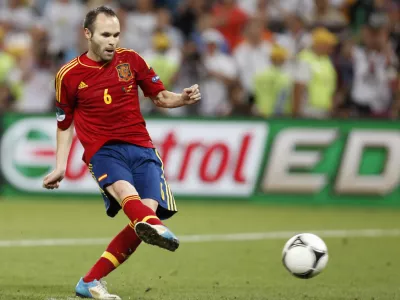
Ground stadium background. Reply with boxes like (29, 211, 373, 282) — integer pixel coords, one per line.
(0, 0, 400, 299)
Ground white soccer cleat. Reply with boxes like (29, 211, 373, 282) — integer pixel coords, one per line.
(75, 278, 121, 299)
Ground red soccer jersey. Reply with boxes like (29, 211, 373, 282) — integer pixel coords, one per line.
(55, 47, 165, 164)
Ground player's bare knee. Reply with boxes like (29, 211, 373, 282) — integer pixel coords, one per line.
(106, 180, 138, 204)
(141, 198, 158, 212)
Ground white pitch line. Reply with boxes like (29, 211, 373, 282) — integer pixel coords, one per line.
(0, 229, 400, 248)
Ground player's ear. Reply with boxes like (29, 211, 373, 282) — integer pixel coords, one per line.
(84, 28, 92, 40)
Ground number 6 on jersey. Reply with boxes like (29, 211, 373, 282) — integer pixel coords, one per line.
(104, 89, 112, 104)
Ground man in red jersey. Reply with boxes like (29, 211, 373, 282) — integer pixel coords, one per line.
(42, 6, 201, 300)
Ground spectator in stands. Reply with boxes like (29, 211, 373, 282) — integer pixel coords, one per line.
(86, 0, 120, 11)
(0, 25, 15, 112)
(155, 8, 184, 48)
(334, 38, 355, 118)
(267, 0, 315, 24)
(394, 69, 400, 119)
(0, 22, 27, 108)
(275, 13, 312, 60)
(12, 25, 54, 113)
(200, 29, 238, 116)
(387, 1, 400, 59)
(310, 0, 348, 29)
(0, 0, 36, 31)
(0, 82, 12, 112)
(140, 31, 181, 116)
(166, 40, 206, 116)
(237, 0, 259, 16)
(211, 0, 248, 52)
(191, 12, 230, 54)
(143, 31, 181, 90)
(234, 17, 273, 105)
(293, 27, 338, 119)
(121, 0, 157, 53)
(173, 0, 210, 40)
(253, 44, 292, 117)
(42, 0, 85, 65)
(0, 0, 397, 119)
(347, 0, 394, 35)
(347, 12, 398, 118)
(227, 83, 251, 116)
(155, 0, 180, 15)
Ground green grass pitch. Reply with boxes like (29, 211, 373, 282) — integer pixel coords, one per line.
(0, 198, 400, 300)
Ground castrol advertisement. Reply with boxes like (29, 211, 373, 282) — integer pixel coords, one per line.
(0, 116, 268, 196)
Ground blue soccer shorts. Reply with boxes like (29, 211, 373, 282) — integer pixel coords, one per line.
(88, 143, 177, 220)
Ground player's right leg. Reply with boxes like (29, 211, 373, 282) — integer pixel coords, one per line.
(75, 278, 121, 299)
(75, 222, 140, 299)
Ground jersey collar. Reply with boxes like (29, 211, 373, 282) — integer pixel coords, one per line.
(78, 52, 113, 69)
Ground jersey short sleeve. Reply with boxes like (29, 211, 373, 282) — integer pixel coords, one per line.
(55, 68, 76, 130)
(134, 53, 166, 97)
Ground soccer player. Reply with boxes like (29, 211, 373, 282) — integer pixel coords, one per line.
(42, 6, 201, 300)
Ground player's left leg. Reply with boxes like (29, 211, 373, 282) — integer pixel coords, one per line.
(75, 225, 138, 299)
(81, 223, 141, 283)
(76, 197, 167, 299)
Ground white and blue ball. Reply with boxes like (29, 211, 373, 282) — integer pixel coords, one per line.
(282, 233, 329, 279)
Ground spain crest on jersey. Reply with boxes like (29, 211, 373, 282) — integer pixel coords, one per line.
(116, 63, 133, 82)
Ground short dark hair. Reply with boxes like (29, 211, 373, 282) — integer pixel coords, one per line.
(83, 6, 117, 33)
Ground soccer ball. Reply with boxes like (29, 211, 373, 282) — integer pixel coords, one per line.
(282, 233, 328, 279)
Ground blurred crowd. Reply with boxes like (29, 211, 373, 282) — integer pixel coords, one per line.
(0, 0, 399, 119)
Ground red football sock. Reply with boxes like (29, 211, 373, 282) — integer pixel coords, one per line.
(121, 195, 163, 226)
(83, 224, 141, 282)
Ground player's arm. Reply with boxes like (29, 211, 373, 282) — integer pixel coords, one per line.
(134, 52, 201, 108)
(151, 85, 201, 108)
(43, 72, 76, 190)
(55, 123, 74, 173)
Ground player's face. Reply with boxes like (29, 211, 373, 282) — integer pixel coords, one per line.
(86, 14, 120, 62)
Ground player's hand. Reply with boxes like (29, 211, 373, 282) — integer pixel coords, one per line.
(43, 169, 65, 190)
(182, 84, 201, 105)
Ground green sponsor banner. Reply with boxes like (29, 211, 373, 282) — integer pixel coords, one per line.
(255, 119, 400, 206)
(1, 113, 399, 206)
